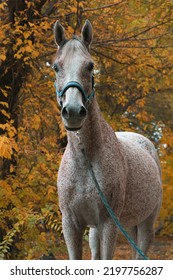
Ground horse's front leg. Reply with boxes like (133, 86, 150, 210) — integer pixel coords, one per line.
(89, 228, 100, 259)
(99, 219, 118, 260)
(62, 213, 84, 260)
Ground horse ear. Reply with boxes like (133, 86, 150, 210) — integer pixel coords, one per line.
(54, 21, 66, 47)
(81, 20, 93, 49)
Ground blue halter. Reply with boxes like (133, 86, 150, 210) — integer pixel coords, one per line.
(55, 76, 95, 103)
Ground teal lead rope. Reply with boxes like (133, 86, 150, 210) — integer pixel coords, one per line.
(82, 149, 148, 260)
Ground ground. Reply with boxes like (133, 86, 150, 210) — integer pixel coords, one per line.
(56, 236, 173, 260)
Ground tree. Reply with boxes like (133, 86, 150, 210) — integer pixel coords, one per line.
(0, 0, 65, 259)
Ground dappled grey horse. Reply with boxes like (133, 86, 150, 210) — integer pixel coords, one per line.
(53, 20, 162, 260)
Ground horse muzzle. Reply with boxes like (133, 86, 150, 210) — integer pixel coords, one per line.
(61, 103, 87, 131)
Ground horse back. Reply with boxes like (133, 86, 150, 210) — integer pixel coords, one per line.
(116, 131, 161, 177)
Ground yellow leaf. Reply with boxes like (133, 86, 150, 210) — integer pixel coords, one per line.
(8, 129, 16, 138)
(0, 2, 7, 10)
(28, 174, 34, 182)
(1, 89, 8, 97)
(16, 38, 23, 46)
(1, 109, 10, 119)
(67, 26, 74, 34)
(10, 164, 15, 173)
(23, 31, 30, 39)
(0, 54, 6, 61)
(70, 7, 77, 13)
(0, 102, 8, 108)
(79, 2, 84, 8)
(32, 115, 41, 130)
(24, 45, 33, 53)
(0, 124, 7, 131)
(32, 50, 39, 58)
(0, 136, 12, 159)
(14, 52, 22, 59)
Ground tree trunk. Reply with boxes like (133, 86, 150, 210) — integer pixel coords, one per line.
(0, 1, 30, 178)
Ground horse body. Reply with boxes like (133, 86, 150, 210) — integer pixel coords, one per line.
(54, 20, 162, 260)
(58, 98, 162, 259)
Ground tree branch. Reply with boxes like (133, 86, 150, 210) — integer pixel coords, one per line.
(94, 17, 173, 46)
(83, 0, 126, 13)
(91, 48, 129, 65)
(43, 0, 60, 16)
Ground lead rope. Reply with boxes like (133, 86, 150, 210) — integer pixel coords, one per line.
(81, 148, 148, 260)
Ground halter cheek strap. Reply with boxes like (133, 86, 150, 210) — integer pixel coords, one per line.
(55, 76, 95, 103)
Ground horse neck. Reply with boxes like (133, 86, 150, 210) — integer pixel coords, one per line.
(67, 98, 117, 155)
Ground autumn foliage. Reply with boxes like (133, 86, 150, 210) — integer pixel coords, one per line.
(0, 0, 173, 259)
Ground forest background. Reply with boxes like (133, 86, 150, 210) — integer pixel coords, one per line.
(0, 0, 173, 260)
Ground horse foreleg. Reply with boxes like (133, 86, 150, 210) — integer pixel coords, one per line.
(62, 214, 84, 260)
(89, 228, 100, 259)
(99, 219, 118, 260)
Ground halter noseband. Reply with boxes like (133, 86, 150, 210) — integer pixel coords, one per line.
(55, 76, 95, 104)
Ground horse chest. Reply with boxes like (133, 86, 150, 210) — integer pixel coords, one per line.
(58, 148, 124, 225)
(58, 160, 106, 208)
(58, 145, 122, 197)
(58, 169, 106, 226)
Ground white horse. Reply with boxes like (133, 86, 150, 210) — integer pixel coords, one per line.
(53, 20, 162, 260)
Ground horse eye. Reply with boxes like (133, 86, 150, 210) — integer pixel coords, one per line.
(53, 63, 59, 72)
(88, 62, 94, 71)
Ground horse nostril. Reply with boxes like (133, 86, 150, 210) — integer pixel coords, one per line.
(62, 105, 86, 120)
(79, 106, 87, 118)
(62, 106, 69, 120)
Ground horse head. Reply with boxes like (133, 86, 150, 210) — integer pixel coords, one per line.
(53, 20, 94, 131)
